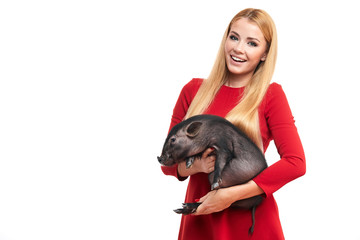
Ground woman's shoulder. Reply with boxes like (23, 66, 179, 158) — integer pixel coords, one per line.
(265, 82, 287, 101)
(179, 78, 203, 97)
(183, 78, 203, 90)
(267, 82, 283, 93)
(263, 82, 292, 116)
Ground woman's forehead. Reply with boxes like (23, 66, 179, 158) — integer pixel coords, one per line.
(230, 18, 265, 40)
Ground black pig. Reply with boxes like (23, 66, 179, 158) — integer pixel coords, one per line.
(158, 114, 268, 234)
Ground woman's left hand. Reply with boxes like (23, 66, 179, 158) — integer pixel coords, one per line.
(192, 188, 234, 215)
(192, 181, 264, 215)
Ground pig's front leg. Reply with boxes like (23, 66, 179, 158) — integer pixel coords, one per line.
(211, 148, 232, 190)
(185, 156, 195, 168)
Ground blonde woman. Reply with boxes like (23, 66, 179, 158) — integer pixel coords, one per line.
(161, 8, 306, 240)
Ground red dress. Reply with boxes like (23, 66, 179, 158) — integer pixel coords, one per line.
(161, 78, 306, 240)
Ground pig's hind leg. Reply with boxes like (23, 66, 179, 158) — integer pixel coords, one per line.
(173, 202, 201, 215)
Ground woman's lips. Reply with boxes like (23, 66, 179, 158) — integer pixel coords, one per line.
(231, 55, 246, 62)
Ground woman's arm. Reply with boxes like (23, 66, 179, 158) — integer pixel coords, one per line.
(252, 84, 306, 196)
(194, 83, 305, 215)
(160, 78, 204, 179)
(193, 180, 263, 215)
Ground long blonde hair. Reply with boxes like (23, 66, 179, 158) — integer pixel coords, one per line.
(185, 8, 278, 150)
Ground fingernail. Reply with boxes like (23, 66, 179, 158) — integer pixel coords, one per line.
(195, 198, 200, 202)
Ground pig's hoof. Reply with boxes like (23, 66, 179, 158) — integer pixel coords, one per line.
(173, 202, 201, 215)
(174, 208, 196, 215)
(173, 207, 196, 215)
(185, 156, 195, 169)
(211, 182, 220, 190)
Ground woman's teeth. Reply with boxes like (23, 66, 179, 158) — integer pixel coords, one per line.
(231, 56, 246, 62)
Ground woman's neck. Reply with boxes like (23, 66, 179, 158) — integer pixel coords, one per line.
(225, 73, 253, 88)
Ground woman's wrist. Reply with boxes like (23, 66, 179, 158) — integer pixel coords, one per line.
(225, 180, 265, 203)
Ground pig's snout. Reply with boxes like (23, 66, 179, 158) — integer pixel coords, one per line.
(158, 155, 169, 165)
(157, 156, 164, 164)
(157, 154, 174, 166)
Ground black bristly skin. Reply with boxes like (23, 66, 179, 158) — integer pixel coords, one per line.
(173, 202, 201, 215)
(157, 114, 268, 234)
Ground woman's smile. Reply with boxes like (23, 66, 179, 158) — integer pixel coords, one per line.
(224, 18, 268, 87)
(230, 55, 246, 63)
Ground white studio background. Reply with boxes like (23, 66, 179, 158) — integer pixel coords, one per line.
(0, 1, 359, 239)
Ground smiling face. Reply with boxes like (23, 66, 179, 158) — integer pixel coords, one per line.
(224, 18, 268, 86)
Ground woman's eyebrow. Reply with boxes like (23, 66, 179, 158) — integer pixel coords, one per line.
(247, 37, 261, 42)
(230, 31, 261, 42)
(230, 31, 240, 37)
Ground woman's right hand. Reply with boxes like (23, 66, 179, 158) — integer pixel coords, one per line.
(177, 148, 216, 177)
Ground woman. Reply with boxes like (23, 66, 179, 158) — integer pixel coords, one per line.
(161, 8, 305, 240)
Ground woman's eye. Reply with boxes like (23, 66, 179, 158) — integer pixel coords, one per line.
(248, 41, 258, 47)
(229, 35, 238, 41)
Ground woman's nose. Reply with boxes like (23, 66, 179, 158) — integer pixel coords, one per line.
(234, 41, 245, 53)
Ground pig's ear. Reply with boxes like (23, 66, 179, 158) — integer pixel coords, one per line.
(186, 121, 202, 138)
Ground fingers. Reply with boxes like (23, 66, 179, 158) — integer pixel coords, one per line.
(202, 148, 216, 163)
(201, 148, 215, 173)
(192, 193, 209, 215)
(202, 147, 215, 158)
(206, 159, 215, 173)
(199, 194, 208, 203)
(193, 204, 204, 215)
(209, 166, 215, 173)
(190, 147, 215, 174)
(192, 191, 219, 215)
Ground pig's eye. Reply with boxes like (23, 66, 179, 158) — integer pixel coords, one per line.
(170, 137, 176, 143)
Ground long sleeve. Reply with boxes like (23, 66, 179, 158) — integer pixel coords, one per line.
(160, 79, 202, 180)
(161, 81, 303, 239)
(253, 84, 306, 196)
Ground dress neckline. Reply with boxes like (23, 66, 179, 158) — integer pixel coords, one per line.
(221, 84, 246, 90)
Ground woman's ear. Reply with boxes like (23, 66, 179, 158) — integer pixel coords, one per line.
(260, 52, 267, 61)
